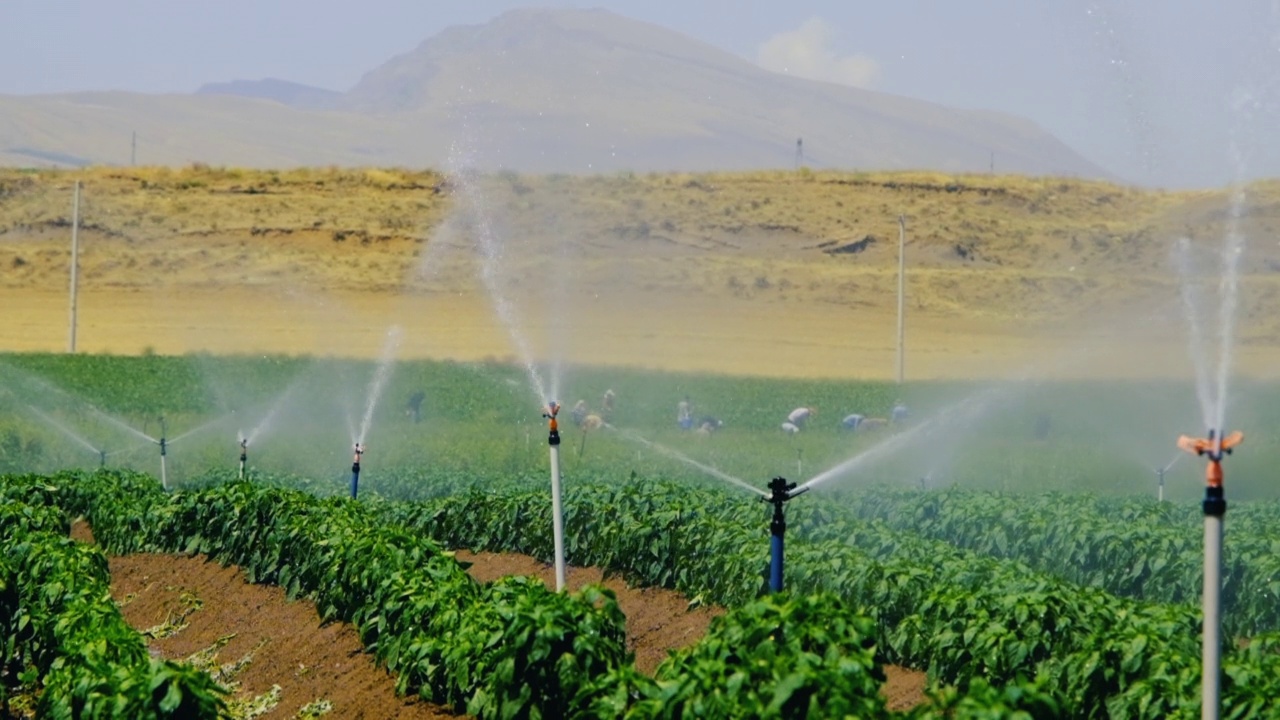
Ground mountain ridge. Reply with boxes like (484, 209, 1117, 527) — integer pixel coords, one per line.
(1, 7, 1111, 179)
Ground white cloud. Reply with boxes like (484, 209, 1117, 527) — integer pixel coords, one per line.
(757, 18, 880, 89)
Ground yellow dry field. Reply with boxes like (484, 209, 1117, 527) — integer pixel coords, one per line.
(5, 166, 1280, 380)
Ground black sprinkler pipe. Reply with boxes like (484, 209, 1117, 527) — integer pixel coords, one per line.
(763, 477, 808, 593)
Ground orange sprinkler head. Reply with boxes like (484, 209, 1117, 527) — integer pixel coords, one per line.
(1177, 431, 1243, 458)
(1177, 431, 1242, 489)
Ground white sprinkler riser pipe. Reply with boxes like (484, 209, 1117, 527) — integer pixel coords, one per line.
(1203, 513, 1222, 720)
(549, 444, 566, 592)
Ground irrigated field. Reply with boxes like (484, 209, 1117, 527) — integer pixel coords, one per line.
(4, 165, 1280, 717)
(3, 352, 1280, 718)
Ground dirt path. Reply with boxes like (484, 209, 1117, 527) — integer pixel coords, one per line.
(73, 522, 926, 714)
(454, 550, 926, 711)
(74, 521, 454, 719)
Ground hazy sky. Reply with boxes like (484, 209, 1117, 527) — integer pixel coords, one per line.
(4, 0, 1280, 187)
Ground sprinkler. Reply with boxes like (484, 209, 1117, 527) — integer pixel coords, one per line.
(239, 438, 248, 480)
(157, 417, 168, 491)
(99, 449, 107, 469)
(1176, 428, 1243, 720)
(350, 443, 364, 499)
(543, 401, 567, 591)
(1153, 454, 1182, 503)
(762, 477, 809, 593)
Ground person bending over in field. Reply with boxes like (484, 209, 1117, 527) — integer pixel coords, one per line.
(787, 407, 814, 429)
(677, 396, 693, 430)
(571, 400, 589, 428)
(890, 400, 909, 426)
(406, 391, 426, 424)
(841, 413, 865, 431)
(602, 389, 617, 421)
(696, 416, 723, 435)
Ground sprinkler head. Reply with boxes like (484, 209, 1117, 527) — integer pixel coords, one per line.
(544, 402, 562, 444)
(764, 477, 807, 506)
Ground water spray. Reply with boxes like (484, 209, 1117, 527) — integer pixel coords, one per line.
(543, 402, 567, 592)
(23, 404, 102, 462)
(350, 443, 364, 499)
(1176, 427, 1243, 720)
(762, 477, 809, 593)
(239, 438, 248, 480)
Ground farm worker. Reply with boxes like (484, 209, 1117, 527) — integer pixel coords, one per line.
(841, 413, 865, 431)
(571, 400, 589, 428)
(781, 421, 801, 435)
(787, 407, 813, 428)
(406, 390, 426, 424)
(697, 416, 724, 433)
(677, 396, 693, 430)
(602, 389, 616, 420)
(891, 400, 909, 425)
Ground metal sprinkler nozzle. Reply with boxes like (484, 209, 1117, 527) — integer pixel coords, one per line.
(544, 401, 561, 447)
(353, 443, 364, 465)
(239, 437, 248, 461)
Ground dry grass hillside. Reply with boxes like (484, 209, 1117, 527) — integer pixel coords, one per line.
(4, 165, 1280, 379)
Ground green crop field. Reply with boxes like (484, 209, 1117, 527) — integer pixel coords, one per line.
(3, 351, 1279, 718)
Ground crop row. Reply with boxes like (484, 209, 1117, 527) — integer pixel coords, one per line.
(37, 469, 999, 719)
(0, 479, 225, 719)
(369, 477, 1280, 719)
(827, 486, 1280, 635)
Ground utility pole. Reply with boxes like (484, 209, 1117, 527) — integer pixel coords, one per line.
(795, 138, 804, 169)
(68, 181, 81, 353)
(990, 150, 995, 174)
(131, 131, 137, 166)
(896, 215, 906, 384)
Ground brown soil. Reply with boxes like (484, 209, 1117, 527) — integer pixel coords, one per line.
(882, 665, 928, 712)
(454, 549, 927, 712)
(77, 521, 456, 719)
(454, 549, 720, 675)
(75, 522, 927, 714)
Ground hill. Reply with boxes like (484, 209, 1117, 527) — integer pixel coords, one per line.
(0, 8, 1106, 178)
(3, 166, 1280, 381)
(195, 78, 341, 110)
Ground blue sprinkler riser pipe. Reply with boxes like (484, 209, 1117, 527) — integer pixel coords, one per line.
(350, 444, 364, 499)
(770, 532, 785, 593)
(764, 476, 803, 594)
